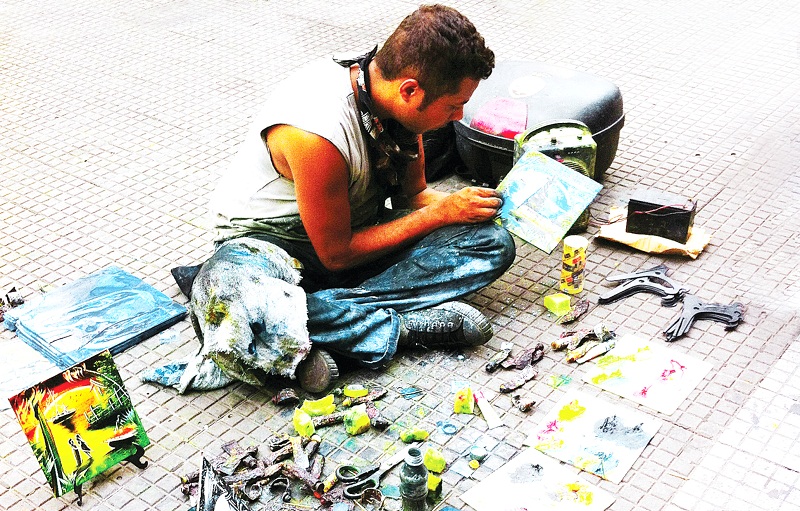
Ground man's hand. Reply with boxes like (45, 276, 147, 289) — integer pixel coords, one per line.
(428, 186, 503, 224)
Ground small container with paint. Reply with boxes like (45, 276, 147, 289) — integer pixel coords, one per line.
(468, 446, 488, 462)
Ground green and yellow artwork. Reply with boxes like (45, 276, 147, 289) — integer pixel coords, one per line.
(9, 350, 149, 498)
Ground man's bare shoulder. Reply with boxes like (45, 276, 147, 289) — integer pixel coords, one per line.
(265, 124, 345, 182)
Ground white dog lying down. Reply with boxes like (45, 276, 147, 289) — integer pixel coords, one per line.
(143, 238, 311, 394)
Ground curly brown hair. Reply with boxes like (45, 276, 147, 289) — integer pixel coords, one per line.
(375, 4, 494, 108)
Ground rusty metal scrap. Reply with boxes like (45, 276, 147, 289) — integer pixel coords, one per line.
(499, 366, 538, 393)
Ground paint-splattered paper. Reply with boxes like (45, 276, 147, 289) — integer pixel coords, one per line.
(462, 446, 615, 511)
(524, 389, 660, 483)
(582, 335, 712, 415)
(8, 351, 149, 497)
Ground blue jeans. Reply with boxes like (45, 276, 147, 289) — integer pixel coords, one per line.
(247, 222, 515, 368)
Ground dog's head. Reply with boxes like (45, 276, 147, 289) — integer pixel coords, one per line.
(188, 238, 311, 385)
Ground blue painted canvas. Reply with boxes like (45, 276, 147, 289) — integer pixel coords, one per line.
(495, 150, 603, 253)
(3, 267, 186, 369)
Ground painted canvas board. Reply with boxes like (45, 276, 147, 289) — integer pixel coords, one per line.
(462, 447, 615, 511)
(582, 335, 713, 415)
(3, 266, 186, 369)
(524, 389, 660, 483)
(8, 350, 150, 497)
(495, 150, 602, 253)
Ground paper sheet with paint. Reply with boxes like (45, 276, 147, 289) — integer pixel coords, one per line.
(495, 150, 602, 253)
(462, 446, 615, 511)
(524, 389, 661, 483)
(582, 335, 713, 415)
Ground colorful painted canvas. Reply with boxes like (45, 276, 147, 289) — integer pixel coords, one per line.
(495, 150, 602, 253)
(8, 350, 149, 498)
(524, 389, 660, 483)
(462, 447, 615, 511)
(582, 335, 713, 415)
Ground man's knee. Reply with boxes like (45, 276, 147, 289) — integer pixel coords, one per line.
(471, 222, 516, 272)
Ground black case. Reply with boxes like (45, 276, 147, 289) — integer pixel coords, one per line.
(454, 60, 625, 186)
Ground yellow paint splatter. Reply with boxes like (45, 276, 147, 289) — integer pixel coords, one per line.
(557, 482, 594, 505)
(557, 399, 586, 422)
(535, 438, 564, 451)
(596, 346, 650, 368)
(591, 368, 624, 385)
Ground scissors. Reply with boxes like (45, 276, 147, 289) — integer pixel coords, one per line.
(335, 449, 407, 499)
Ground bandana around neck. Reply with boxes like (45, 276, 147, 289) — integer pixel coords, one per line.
(334, 47, 419, 196)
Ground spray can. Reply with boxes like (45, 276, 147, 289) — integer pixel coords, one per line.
(400, 446, 428, 511)
(560, 235, 589, 294)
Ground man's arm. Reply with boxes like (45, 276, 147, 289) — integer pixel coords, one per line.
(268, 126, 502, 272)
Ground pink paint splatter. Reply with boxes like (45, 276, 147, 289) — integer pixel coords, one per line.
(661, 359, 686, 380)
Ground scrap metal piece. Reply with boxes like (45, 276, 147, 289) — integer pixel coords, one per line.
(269, 476, 293, 503)
(263, 443, 294, 467)
(268, 434, 291, 452)
(290, 435, 309, 470)
(664, 294, 744, 342)
(271, 388, 300, 406)
(364, 401, 390, 430)
(552, 328, 591, 351)
(312, 410, 347, 429)
(599, 265, 689, 306)
(556, 298, 590, 325)
(553, 323, 615, 351)
(501, 342, 545, 370)
(222, 459, 283, 486)
(212, 441, 258, 475)
(310, 454, 326, 481)
(398, 386, 423, 399)
(499, 366, 537, 393)
(485, 342, 513, 372)
(342, 387, 387, 407)
(281, 461, 321, 495)
(304, 434, 322, 460)
(511, 394, 536, 413)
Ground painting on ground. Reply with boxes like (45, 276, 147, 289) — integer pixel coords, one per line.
(462, 446, 615, 511)
(524, 389, 660, 484)
(582, 334, 713, 415)
(8, 350, 149, 497)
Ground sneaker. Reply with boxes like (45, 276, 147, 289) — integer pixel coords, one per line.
(399, 302, 493, 349)
(295, 348, 339, 394)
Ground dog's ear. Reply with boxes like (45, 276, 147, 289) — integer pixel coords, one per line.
(171, 264, 203, 298)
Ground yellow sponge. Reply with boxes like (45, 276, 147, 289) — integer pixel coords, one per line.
(544, 293, 571, 316)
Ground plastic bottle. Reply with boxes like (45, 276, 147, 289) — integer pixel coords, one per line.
(400, 446, 429, 511)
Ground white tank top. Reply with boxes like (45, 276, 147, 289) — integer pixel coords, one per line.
(208, 58, 381, 242)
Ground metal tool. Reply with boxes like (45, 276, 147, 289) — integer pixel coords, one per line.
(269, 476, 292, 502)
(267, 434, 290, 451)
(664, 294, 744, 341)
(599, 265, 688, 306)
(335, 449, 406, 500)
